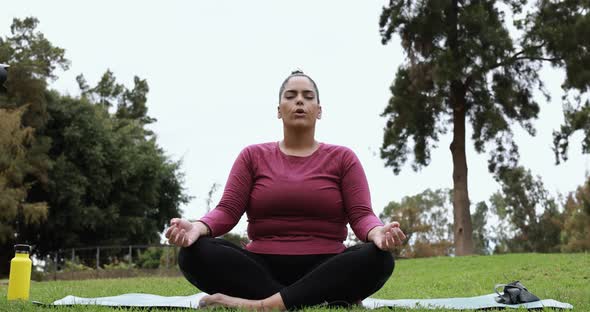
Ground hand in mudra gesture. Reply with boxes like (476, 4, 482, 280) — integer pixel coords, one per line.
(368, 222, 406, 251)
(165, 218, 207, 247)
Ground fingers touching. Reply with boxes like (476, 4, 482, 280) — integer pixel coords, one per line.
(165, 219, 192, 247)
(378, 222, 406, 251)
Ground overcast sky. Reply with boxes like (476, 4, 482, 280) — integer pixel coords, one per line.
(2, 1, 589, 235)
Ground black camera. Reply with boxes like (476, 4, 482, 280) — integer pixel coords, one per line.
(0, 63, 8, 94)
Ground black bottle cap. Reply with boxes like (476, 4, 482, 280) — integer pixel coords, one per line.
(14, 244, 31, 253)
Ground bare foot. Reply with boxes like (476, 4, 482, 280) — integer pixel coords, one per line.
(199, 293, 262, 310)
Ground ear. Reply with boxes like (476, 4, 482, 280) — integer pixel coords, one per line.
(277, 106, 282, 119)
(317, 105, 322, 119)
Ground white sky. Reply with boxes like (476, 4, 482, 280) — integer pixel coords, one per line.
(2, 1, 589, 235)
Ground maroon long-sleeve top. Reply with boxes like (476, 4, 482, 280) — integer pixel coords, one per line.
(200, 142, 383, 255)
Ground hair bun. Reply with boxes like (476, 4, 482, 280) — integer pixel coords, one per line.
(291, 69, 304, 75)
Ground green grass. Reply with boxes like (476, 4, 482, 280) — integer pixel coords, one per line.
(0, 253, 588, 311)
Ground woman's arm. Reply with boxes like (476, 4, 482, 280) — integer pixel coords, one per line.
(340, 148, 384, 241)
(199, 147, 254, 237)
(340, 149, 406, 249)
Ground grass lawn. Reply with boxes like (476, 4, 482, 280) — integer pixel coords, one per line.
(0, 253, 588, 311)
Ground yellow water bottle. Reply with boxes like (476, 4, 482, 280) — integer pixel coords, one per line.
(7, 244, 32, 300)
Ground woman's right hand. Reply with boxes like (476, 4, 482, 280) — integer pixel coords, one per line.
(165, 218, 206, 247)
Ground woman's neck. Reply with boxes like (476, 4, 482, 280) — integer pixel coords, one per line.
(280, 128, 318, 156)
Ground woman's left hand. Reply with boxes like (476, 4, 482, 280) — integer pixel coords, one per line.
(368, 222, 406, 251)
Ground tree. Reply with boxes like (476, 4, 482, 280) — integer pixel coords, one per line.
(378, 0, 589, 255)
(553, 103, 590, 164)
(0, 17, 69, 122)
(0, 106, 49, 275)
(19, 89, 190, 257)
(380, 189, 454, 257)
(0, 16, 67, 198)
(0, 18, 190, 273)
(489, 166, 561, 252)
(77, 71, 156, 126)
(532, 0, 590, 164)
(560, 176, 590, 252)
(471, 201, 490, 255)
(0, 16, 68, 276)
(0, 17, 69, 196)
(205, 182, 221, 213)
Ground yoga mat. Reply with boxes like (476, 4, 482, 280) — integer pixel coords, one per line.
(362, 294, 573, 309)
(46, 292, 573, 310)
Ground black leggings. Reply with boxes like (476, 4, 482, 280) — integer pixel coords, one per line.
(178, 237, 395, 309)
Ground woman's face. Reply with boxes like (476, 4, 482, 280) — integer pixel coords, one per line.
(278, 76, 322, 129)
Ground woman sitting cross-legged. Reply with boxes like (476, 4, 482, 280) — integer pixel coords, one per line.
(165, 70, 406, 311)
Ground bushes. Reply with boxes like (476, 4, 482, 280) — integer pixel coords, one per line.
(136, 247, 162, 269)
(136, 247, 178, 269)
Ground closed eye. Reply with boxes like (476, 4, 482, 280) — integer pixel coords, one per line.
(284, 91, 296, 99)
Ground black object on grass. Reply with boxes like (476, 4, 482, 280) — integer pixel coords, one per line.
(495, 281, 541, 304)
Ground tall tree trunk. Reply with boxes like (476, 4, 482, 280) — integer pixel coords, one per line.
(450, 80, 474, 255)
(447, 0, 473, 256)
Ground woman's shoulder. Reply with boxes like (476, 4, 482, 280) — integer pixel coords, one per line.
(241, 142, 278, 155)
(320, 144, 363, 170)
(320, 142, 355, 154)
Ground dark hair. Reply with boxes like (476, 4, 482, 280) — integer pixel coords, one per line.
(279, 70, 320, 103)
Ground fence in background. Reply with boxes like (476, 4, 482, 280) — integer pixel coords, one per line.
(37, 244, 182, 281)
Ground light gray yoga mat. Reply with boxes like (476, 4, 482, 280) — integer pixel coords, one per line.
(50, 292, 573, 310)
(362, 294, 572, 309)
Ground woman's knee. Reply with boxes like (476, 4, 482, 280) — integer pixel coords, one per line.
(178, 237, 216, 271)
(363, 243, 395, 277)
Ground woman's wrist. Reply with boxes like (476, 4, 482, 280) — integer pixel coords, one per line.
(367, 225, 383, 242)
(194, 221, 212, 237)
